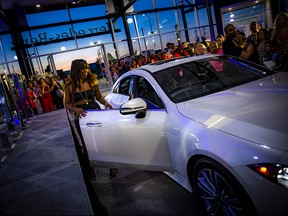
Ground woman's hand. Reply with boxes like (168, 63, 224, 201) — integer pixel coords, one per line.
(75, 107, 87, 118)
(105, 102, 113, 109)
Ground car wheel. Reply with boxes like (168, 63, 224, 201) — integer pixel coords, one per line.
(192, 158, 256, 216)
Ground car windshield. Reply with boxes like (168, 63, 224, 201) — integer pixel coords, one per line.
(153, 56, 276, 103)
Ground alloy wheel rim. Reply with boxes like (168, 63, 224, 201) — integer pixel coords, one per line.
(196, 168, 244, 216)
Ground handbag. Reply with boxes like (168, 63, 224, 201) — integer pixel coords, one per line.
(56, 89, 64, 97)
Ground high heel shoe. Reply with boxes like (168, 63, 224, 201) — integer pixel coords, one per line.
(108, 168, 118, 179)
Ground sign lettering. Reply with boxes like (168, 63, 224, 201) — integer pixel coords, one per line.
(23, 26, 108, 45)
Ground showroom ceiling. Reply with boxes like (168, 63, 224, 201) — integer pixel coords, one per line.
(0, 0, 106, 10)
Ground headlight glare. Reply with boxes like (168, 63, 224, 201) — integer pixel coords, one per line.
(248, 164, 288, 188)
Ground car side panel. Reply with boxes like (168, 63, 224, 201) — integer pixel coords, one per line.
(79, 109, 173, 171)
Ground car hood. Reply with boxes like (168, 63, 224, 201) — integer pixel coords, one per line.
(177, 72, 288, 150)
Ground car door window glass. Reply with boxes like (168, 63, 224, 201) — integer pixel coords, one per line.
(113, 77, 130, 96)
(153, 56, 274, 103)
(136, 77, 164, 109)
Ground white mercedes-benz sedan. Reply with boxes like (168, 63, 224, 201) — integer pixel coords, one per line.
(79, 54, 288, 216)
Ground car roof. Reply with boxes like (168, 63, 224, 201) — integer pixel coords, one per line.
(139, 54, 219, 73)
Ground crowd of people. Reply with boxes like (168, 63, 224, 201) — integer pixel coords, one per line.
(26, 74, 66, 117)
(108, 12, 288, 83)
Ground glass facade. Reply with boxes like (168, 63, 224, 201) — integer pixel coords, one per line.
(1, 0, 218, 76)
(5, 0, 216, 75)
(221, 1, 266, 37)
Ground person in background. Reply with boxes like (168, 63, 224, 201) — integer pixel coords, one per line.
(216, 34, 225, 50)
(181, 42, 194, 56)
(271, 12, 288, 71)
(209, 41, 224, 54)
(263, 40, 278, 69)
(32, 80, 43, 114)
(130, 58, 140, 69)
(195, 42, 208, 55)
(62, 75, 69, 89)
(124, 61, 130, 71)
(172, 47, 184, 58)
(111, 65, 119, 82)
(139, 55, 147, 66)
(50, 76, 64, 109)
(164, 52, 173, 59)
(237, 31, 259, 64)
(257, 28, 271, 65)
(201, 40, 211, 53)
(27, 81, 37, 116)
(39, 78, 54, 113)
(209, 41, 224, 72)
(247, 21, 261, 45)
(64, 59, 117, 179)
(223, 24, 243, 57)
(56, 75, 63, 87)
(117, 58, 129, 77)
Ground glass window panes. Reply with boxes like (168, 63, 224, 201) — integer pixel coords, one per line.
(132, 0, 154, 12)
(178, 30, 188, 44)
(161, 32, 178, 48)
(157, 10, 177, 34)
(117, 41, 129, 58)
(73, 20, 112, 47)
(155, 0, 175, 8)
(188, 28, 201, 43)
(8, 62, 21, 74)
(222, 4, 265, 29)
(0, 35, 16, 62)
(105, 43, 117, 60)
(136, 13, 157, 36)
(185, 10, 196, 29)
(131, 39, 141, 55)
(197, 8, 209, 26)
(113, 18, 126, 41)
(145, 35, 161, 51)
(69, 4, 107, 20)
(26, 9, 69, 27)
(23, 25, 77, 46)
(126, 15, 138, 38)
(177, 9, 184, 30)
(200, 26, 211, 41)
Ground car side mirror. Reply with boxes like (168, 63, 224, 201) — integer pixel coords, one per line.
(120, 98, 147, 117)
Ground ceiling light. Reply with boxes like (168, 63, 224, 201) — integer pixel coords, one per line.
(127, 18, 133, 24)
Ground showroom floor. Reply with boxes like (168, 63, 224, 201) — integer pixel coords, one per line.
(0, 107, 203, 215)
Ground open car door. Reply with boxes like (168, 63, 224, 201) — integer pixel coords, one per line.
(79, 98, 173, 171)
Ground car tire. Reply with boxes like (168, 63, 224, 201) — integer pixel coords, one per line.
(192, 158, 257, 216)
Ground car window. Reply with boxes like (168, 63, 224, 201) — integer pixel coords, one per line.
(112, 77, 131, 96)
(153, 56, 276, 103)
(134, 76, 164, 109)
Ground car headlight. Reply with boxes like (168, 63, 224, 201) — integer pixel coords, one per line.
(248, 163, 288, 188)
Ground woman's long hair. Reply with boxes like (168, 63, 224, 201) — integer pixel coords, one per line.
(274, 12, 288, 33)
(69, 59, 98, 93)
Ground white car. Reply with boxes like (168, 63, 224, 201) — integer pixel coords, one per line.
(79, 54, 288, 216)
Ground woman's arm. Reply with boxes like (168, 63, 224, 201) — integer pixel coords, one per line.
(92, 84, 112, 109)
(240, 43, 254, 59)
(64, 85, 86, 117)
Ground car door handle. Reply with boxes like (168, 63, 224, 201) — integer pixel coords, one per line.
(86, 122, 103, 127)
